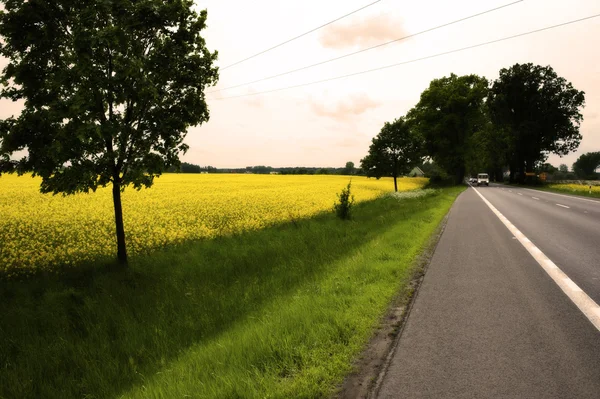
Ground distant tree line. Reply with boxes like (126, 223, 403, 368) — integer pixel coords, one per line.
(521, 154, 600, 181)
(165, 161, 366, 176)
(166, 162, 218, 173)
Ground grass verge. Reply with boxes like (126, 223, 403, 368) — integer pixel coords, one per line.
(0, 186, 464, 399)
(541, 183, 600, 199)
(504, 182, 600, 199)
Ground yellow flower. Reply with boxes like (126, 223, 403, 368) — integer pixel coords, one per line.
(0, 173, 427, 274)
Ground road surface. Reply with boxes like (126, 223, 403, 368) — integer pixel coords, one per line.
(375, 185, 600, 398)
(482, 184, 600, 303)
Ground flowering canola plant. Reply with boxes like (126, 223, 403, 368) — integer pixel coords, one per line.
(0, 174, 427, 274)
(547, 183, 600, 195)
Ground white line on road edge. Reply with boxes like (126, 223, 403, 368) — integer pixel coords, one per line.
(556, 204, 570, 209)
(472, 187, 600, 332)
(522, 188, 600, 204)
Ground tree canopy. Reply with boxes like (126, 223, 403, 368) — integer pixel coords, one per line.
(407, 73, 489, 184)
(487, 63, 585, 183)
(0, 0, 219, 264)
(536, 162, 558, 174)
(573, 152, 600, 179)
(360, 117, 423, 192)
(342, 161, 355, 175)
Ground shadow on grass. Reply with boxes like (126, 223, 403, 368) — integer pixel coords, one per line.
(0, 195, 427, 399)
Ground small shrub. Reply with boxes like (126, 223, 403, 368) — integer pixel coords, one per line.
(334, 181, 355, 220)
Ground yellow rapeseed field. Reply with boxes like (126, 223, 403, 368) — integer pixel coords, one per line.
(0, 174, 427, 274)
(547, 183, 600, 195)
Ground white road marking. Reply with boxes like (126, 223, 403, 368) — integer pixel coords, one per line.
(564, 278, 583, 292)
(530, 246, 543, 256)
(522, 187, 600, 204)
(518, 193, 523, 196)
(472, 187, 600, 332)
(543, 259, 558, 269)
(509, 190, 513, 193)
(556, 204, 570, 209)
(532, 197, 540, 200)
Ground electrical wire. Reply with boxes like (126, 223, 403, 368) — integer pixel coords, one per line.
(220, 0, 383, 71)
(210, 0, 523, 93)
(212, 13, 600, 101)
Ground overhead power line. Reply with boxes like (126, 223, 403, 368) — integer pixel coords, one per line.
(212, 13, 600, 101)
(210, 0, 523, 93)
(219, 0, 383, 71)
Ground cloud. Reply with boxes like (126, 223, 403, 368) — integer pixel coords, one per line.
(319, 14, 407, 49)
(243, 91, 263, 108)
(335, 137, 362, 148)
(311, 93, 380, 122)
(301, 145, 324, 153)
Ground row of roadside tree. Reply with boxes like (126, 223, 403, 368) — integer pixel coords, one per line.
(361, 63, 595, 189)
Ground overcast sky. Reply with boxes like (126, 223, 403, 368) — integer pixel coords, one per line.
(1, 0, 599, 169)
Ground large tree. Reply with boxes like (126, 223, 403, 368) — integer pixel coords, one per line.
(487, 63, 585, 183)
(342, 161, 355, 175)
(407, 73, 489, 184)
(573, 152, 600, 179)
(464, 122, 509, 182)
(360, 117, 423, 192)
(0, 0, 219, 265)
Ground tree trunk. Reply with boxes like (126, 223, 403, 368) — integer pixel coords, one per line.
(112, 179, 128, 266)
(525, 159, 534, 173)
(455, 165, 465, 185)
(393, 174, 398, 192)
(525, 158, 536, 185)
(518, 162, 526, 184)
(509, 161, 516, 183)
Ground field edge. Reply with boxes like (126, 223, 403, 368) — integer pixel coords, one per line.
(335, 186, 465, 399)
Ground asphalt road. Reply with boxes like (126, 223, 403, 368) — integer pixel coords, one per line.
(375, 187, 600, 398)
(480, 184, 600, 304)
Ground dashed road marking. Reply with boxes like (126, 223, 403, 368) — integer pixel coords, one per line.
(518, 193, 523, 196)
(472, 187, 600, 332)
(556, 204, 570, 209)
(532, 197, 539, 200)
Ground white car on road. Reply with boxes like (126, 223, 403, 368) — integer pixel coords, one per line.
(477, 173, 489, 186)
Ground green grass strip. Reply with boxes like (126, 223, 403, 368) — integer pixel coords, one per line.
(505, 183, 600, 199)
(542, 184, 600, 199)
(0, 186, 464, 399)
